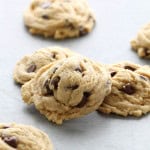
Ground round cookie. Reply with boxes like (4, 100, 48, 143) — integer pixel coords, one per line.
(131, 23, 150, 58)
(21, 56, 112, 124)
(98, 62, 150, 117)
(24, 0, 95, 39)
(0, 123, 53, 150)
(13, 47, 77, 84)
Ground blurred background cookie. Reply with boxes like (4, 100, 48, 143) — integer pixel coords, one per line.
(131, 23, 150, 59)
(24, 0, 95, 39)
(0, 123, 53, 150)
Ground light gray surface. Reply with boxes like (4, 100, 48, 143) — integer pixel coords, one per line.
(0, 0, 150, 150)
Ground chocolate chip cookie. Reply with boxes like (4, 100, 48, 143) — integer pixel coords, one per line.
(24, 0, 95, 39)
(0, 123, 53, 150)
(13, 47, 76, 84)
(98, 62, 150, 117)
(131, 23, 150, 58)
(21, 56, 111, 124)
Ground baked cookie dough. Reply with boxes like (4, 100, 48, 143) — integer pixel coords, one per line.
(0, 123, 53, 150)
(21, 56, 111, 124)
(13, 47, 76, 84)
(98, 62, 150, 117)
(131, 23, 150, 58)
(24, 0, 95, 39)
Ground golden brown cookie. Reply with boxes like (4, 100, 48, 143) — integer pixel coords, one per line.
(0, 123, 53, 150)
(13, 47, 77, 84)
(21, 56, 111, 124)
(131, 23, 150, 58)
(98, 62, 150, 117)
(24, 0, 95, 39)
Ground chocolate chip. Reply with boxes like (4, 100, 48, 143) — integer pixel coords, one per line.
(75, 67, 82, 73)
(42, 15, 49, 20)
(82, 73, 85, 77)
(76, 92, 90, 108)
(120, 83, 135, 95)
(79, 26, 88, 36)
(67, 85, 79, 90)
(51, 53, 56, 59)
(65, 19, 75, 30)
(41, 2, 51, 9)
(2, 126, 10, 129)
(68, 23, 75, 30)
(124, 66, 136, 71)
(140, 75, 147, 81)
(44, 80, 53, 96)
(1, 135, 18, 148)
(144, 48, 149, 56)
(83, 59, 87, 63)
(110, 71, 117, 77)
(27, 64, 36, 73)
(53, 67, 58, 73)
(51, 76, 60, 89)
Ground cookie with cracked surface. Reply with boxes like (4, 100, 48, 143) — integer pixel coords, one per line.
(21, 56, 111, 124)
(24, 0, 95, 39)
(98, 62, 150, 117)
(0, 123, 53, 150)
(13, 47, 76, 84)
(131, 23, 150, 58)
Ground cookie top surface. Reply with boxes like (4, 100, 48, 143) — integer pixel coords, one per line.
(13, 47, 76, 84)
(21, 56, 111, 124)
(0, 123, 53, 150)
(131, 23, 150, 58)
(24, 0, 95, 39)
(98, 62, 150, 117)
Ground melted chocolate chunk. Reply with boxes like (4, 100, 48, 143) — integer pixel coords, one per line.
(120, 83, 135, 95)
(42, 15, 49, 20)
(124, 66, 136, 71)
(27, 64, 36, 73)
(44, 80, 53, 96)
(1, 135, 18, 148)
(79, 26, 88, 36)
(67, 85, 79, 90)
(76, 92, 91, 108)
(51, 76, 60, 89)
(82, 73, 85, 77)
(2, 126, 10, 129)
(110, 71, 117, 77)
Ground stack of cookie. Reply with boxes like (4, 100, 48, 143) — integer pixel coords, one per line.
(14, 47, 112, 124)
(1, 0, 98, 148)
(13, 46, 150, 125)
(1, 0, 150, 149)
